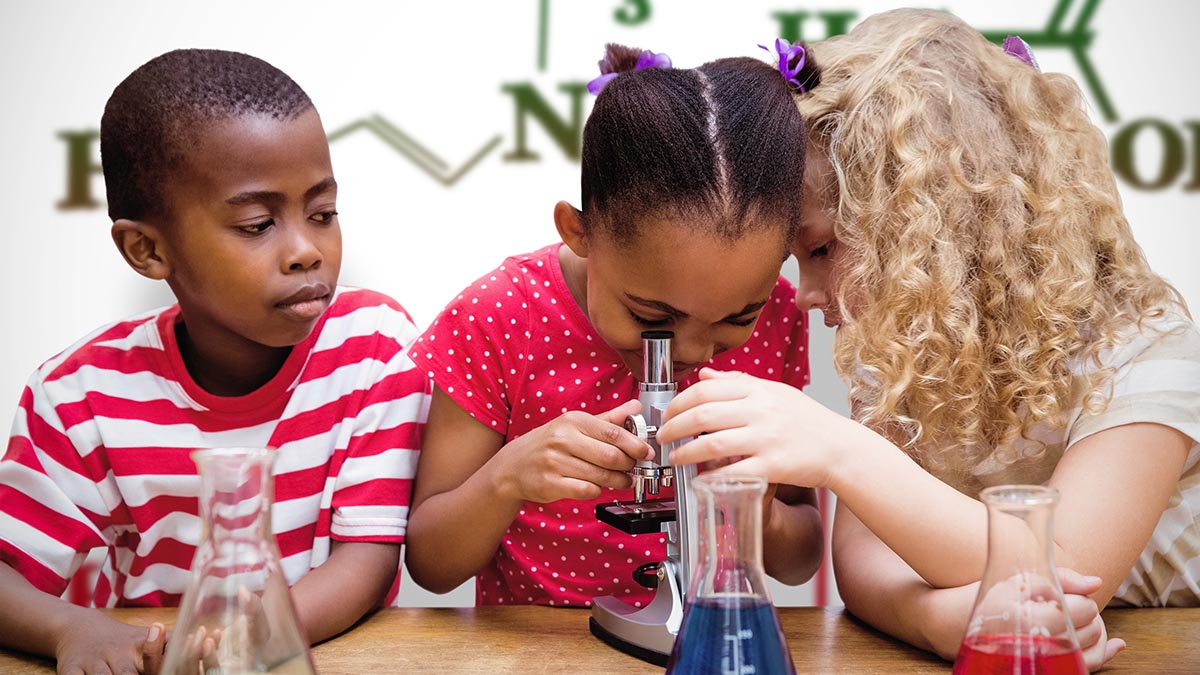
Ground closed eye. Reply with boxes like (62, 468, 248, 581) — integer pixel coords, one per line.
(629, 311, 672, 327)
(725, 314, 759, 327)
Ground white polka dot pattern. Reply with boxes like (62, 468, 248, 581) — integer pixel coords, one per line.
(409, 244, 810, 606)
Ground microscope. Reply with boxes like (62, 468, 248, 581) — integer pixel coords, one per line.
(589, 330, 699, 665)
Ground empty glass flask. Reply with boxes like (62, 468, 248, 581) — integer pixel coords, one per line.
(161, 447, 316, 674)
(665, 473, 795, 675)
(953, 485, 1086, 675)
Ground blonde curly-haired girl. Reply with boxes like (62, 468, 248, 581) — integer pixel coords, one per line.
(660, 8, 1199, 671)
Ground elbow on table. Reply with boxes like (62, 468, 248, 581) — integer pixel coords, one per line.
(769, 540, 824, 587)
(408, 569, 471, 596)
(403, 543, 474, 595)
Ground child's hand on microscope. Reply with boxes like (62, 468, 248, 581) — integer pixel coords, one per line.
(491, 399, 654, 502)
(657, 368, 858, 489)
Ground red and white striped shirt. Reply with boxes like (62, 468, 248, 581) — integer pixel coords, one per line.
(0, 287, 429, 607)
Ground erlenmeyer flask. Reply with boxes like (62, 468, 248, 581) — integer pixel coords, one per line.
(953, 485, 1085, 674)
(665, 474, 795, 675)
(162, 448, 316, 675)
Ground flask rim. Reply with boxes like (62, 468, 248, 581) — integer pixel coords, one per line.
(693, 473, 767, 493)
(190, 446, 274, 462)
(979, 484, 1059, 507)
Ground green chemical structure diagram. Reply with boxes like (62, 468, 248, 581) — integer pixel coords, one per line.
(54, 0, 1200, 206)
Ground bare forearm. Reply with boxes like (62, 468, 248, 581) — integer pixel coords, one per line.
(405, 461, 523, 593)
(1, 562, 166, 672)
(832, 513, 971, 659)
(830, 426, 989, 588)
(0, 562, 78, 657)
(762, 494, 823, 585)
(835, 547, 971, 659)
(290, 541, 400, 644)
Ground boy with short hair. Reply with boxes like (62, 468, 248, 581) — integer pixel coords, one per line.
(0, 49, 428, 674)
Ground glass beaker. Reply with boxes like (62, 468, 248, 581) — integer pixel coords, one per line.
(953, 485, 1085, 675)
(665, 474, 795, 675)
(161, 448, 316, 675)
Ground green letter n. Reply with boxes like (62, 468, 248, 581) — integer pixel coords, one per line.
(502, 82, 589, 162)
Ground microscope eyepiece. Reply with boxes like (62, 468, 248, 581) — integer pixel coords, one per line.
(641, 331, 673, 386)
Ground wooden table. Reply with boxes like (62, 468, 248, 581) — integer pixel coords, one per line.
(0, 606, 1195, 673)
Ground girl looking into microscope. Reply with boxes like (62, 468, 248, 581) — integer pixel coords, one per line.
(404, 43, 824, 607)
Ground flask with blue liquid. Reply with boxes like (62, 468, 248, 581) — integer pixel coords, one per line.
(665, 474, 795, 675)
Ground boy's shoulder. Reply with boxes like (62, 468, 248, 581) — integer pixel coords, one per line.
(326, 285, 415, 322)
(313, 286, 422, 348)
(35, 304, 179, 385)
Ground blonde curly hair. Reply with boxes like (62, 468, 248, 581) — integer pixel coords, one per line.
(796, 9, 1187, 480)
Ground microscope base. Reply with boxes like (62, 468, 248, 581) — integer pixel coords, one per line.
(588, 560, 684, 665)
(588, 617, 669, 667)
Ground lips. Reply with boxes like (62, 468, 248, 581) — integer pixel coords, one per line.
(276, 283, 332, 321)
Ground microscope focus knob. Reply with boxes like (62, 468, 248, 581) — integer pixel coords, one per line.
(623, 413, 656, 442)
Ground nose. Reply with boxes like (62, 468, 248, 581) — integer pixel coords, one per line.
(670, 333, 716, 370)
(793, 275, 827, 312)
(282, 224, 322, 272)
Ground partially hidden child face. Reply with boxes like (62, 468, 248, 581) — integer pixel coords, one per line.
(793, 153, 844, 328)
(160, 108, 342, 350)
(584, 221, 787, 382)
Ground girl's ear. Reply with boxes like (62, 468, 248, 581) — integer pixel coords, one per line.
(553, 201, 590, 258)
(111, 219, 171, 280)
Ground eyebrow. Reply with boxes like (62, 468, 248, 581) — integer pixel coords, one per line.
(225, 176, 338, 207)
(625, 294, 768, 321)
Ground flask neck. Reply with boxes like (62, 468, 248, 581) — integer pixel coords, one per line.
(691, 474, 770, 600)
(980, 486, 1059, 583)
(193, 447, 275, 543)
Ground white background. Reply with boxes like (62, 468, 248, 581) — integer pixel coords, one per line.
(1, 1, 1197, 607)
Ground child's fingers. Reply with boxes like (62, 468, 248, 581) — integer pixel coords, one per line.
(560, 453, 635, 491)
(1073, 614, 1103, 652)
(1103, 638, 1126, 665)
(595, 399, 642, 425)
(140, 622, 165, 674)
(1062, 594, 1101, 636)
(1083, 635, 1125, 672)
(201, 633, 219, 672)
(182, 625, 208, 666)
(109, 659, 137, 675)
(572, 433, 646, 472)
(667, 428, 759, 467)
(573, 412, 654, 462)
(555, 476, 605, 500)
(708, 455, 773, 481)
(698, 367, 746, 380)
(663, 376, 756, 423)
(656, 399, 751, 444)
(238, 585, 271, 646)
(1057, 567, 1103, 595)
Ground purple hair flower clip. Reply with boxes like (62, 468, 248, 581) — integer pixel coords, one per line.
(1002, 35, 1041, 72)
(587, 49, 673, 95)
(759, 38, 808, 93)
